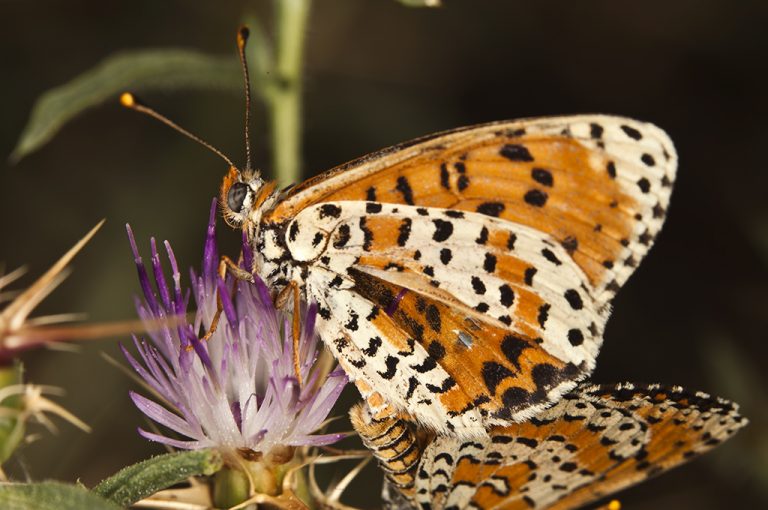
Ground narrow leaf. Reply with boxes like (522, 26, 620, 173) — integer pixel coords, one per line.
(397, 0, 442, 7)
(0, 482, 122, 510)
(11, 49, 241, 163)
(93, 449, 223, 507)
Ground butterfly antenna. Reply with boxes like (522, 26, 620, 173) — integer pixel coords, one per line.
(237, 26, 253, 171)
(120, 92, 236, 168)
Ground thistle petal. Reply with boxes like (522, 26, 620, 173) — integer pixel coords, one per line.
(123, 202, 348, 454)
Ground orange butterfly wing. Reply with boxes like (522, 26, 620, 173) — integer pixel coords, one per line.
(262, 116, 676, 435)
(352, 383, 746, 510)
(267, 115, 675, 306)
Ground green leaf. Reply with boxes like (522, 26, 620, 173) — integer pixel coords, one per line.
(94, 449, 223, 507)
(397, 0, 442, 7)
(0, 482, 122, 510)
(11, 49, 242, 163)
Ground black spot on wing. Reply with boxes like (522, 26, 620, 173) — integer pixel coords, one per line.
(537, 303, 550, 328)
(568, 328, 584, 346)
(345, 310, 359, 331)
(501, 386, 531, 410)
(482, 362, 514, 394)
(319, 204, 342, 219)
(483, 253, 497, 273)
(531, 168, 553, 187)
(524, 189, 548, 207)
(500, 144, 534, 162)
(476, 226, 489, 245)
(501, 334, 527, 370)
(432, 219, 454, 242)
(362, 336, 382, 357)
(333, 224, 351, 249)
(641, 153, 656, 166)
(524, 267, 537, 286)
(507, 232, 517, 250)
(457, 174, 470, 192)
(499, 284, 514, 307)
(395, 176, 415, 205)
(541, 248, 562, 265)
(359, 217, 373, 250)
(621, 124, 643, 140)
(425, 377, 456, 394)
(532, 363, 558, 391)
(477, 202, 505, 217)
(398, 218, 412, 247)
(378, 356, 399, 379)
(405, 376, 418, 399)
(561, 236, 578, 254)
(426, 305, 442, 333)
(440, 163, 450, 190)
(427, 340, 446, 360)
(471, 276, 486, 295)
(564, 289, 583, 310)
(411, 356, 437, 373)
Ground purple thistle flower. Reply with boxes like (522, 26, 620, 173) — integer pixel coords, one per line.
(123, 199, 348, 456)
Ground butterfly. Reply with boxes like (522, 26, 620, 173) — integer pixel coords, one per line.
(350, 382, 747, 510)
(123, 27, 677, 438)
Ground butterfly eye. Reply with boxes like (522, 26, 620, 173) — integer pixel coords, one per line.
(227, 182, 249, 213)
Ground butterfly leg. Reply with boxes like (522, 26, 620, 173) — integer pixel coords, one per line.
(201, 255, 252, 342)
(220, 254, 254, 283)
(274, 280, 304, 386)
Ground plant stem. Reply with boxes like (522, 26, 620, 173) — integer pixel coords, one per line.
(271, 0, 311, 187)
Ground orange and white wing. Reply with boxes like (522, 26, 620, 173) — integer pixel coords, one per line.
(351, 383, 746, 510)
(266, 116, 677, 436)
(268, 115, 676, 308)
(291, 201, 601, 435)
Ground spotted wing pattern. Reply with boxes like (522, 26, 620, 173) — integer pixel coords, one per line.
(262, 116, 676, 436)
(352, 382, 746, 510)
(267, 115, 677, 309)
(293, 201, 600, 435)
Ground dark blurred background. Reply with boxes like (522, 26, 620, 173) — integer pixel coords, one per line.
(1, 1, 766, 508)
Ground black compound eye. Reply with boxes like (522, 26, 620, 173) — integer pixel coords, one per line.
(227, 183, 249, 213)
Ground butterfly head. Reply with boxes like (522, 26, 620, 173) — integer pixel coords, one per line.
(220, 166, 279, 230)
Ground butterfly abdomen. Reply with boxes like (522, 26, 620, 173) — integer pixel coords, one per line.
(349, 403, 424, 496)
